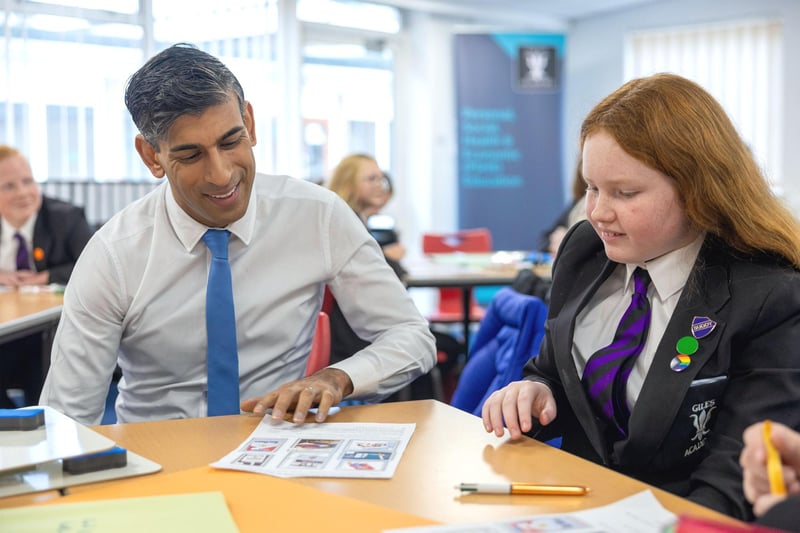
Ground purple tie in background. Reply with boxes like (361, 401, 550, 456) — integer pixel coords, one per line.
(14, 232, 30, 271)
(582, 267, 652, 437)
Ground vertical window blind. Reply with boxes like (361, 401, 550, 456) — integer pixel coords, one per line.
(625, 19, 783, 189)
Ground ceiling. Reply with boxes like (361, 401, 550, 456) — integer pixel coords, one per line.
(376, 0, 664, 25)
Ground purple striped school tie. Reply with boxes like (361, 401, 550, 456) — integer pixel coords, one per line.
(14, 232, 30, 271)
(582, 267, 651, 437)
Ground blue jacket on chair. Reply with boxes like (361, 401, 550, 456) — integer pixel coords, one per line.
(450, 287, 547, 417)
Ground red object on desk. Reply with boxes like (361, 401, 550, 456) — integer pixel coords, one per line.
(421, 228, 492, 323)
(674, 515, 785, 533)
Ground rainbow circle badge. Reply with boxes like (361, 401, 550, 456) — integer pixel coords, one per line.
(670, 354, 691, 372)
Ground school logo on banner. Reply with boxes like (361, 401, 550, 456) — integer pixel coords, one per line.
(517, 46, 558, 90)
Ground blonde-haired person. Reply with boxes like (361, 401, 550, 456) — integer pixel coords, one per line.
(328, 153, 405, 265)
(326, 154, 463, 395)
(482, 73, 800, 520)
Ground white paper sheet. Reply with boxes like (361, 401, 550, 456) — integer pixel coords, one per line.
(383, 490, 676, 533)
(210, 418, 415, 479)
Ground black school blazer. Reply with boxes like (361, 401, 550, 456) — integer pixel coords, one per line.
(524, 220, 800, 520)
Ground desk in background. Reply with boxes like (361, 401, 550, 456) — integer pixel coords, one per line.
(403, 252, 550, 353)
(0, 289, 63, 345)
(0, 290, 64, 403)
(0, 400, 741, 529)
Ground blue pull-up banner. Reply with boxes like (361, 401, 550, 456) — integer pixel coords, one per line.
(455, 33, 565, 251)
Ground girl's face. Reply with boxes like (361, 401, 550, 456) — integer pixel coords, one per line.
(355, 159, 388, 213)
(583, 130, 700, 264)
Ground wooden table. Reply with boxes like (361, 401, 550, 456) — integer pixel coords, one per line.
(0, 290, 64, 393)
(0, 289, 63, 344)
(0, 400, 741, 527)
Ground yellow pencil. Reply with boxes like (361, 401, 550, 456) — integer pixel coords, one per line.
(763, 420, 787, 496)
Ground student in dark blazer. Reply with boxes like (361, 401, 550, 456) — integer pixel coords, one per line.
(481, 74, 800, 521)
(741, 420, 800, 531)
(0, 145, 92, 286)
(0, 145, 92, 407)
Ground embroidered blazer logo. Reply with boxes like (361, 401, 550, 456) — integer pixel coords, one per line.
(684, 399, 716, 457)
(690, 406, 716, 441)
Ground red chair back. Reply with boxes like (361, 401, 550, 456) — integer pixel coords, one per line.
(421, 228, 492, 323)
(422, 228, 492, 254)
(305, 311, 331, 376)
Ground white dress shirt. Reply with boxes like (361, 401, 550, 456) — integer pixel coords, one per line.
(40, 174, 435, 424)
(572, 233, 705, 409)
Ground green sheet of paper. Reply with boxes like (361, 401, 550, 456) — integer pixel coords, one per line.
(0, 491, 238, 532)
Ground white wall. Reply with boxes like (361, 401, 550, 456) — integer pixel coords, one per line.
(392, 12, 458, 259)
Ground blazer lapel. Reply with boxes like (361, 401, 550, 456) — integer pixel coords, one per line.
(32, 200, 52, 271)
(617, 253, 730, 466)
(555, 255, 618, 463)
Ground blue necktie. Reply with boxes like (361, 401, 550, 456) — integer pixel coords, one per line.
(582, 268, 651, 436)
(14, 232, 30, 270)
(202, 229, 240, 416)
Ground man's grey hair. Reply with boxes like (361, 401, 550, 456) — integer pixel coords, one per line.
(124, 43, 246, 149)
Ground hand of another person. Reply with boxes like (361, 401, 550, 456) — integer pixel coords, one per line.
(16, 270, 49, 286)
(481, 380, 557, 440)
(240, 368, 354, 424)
(0, 270, 22, 287)
(740, 421, 800, 516)
(382, 242, 406, 262)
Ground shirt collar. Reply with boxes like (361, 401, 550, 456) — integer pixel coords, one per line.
(624, 232, 706, 301)
(164, 181, 257, 251)
(1, 213, 37, 242)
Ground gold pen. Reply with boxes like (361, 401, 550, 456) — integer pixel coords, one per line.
(457, 482, 590, 496)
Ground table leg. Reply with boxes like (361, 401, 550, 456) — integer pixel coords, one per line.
(461, 287, 471, 355)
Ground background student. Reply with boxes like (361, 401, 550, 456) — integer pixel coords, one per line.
(538, 158, 586, 258)
(328, 154, 405, 268)
(326, 153, 462, 399)
(740, 420, 800, 531)
(0, 145, 92, 287)
(481, 73, 800, 520)
(40, 44, 436, 425)
(0, 145, 92, 408)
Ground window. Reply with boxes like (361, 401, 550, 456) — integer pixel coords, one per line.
(625, 19, 783, 188)
(1, 0, 399, 184)
(301, 40, 395, 181)
(46, 104, 94, 178)
(0, 4, 143, 180)
(152, 0, 280, 175)
(297, 0, 400, 33)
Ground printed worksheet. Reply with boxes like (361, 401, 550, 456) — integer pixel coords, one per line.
(383, 490, 676, 533)
(210, 418, 415, 479)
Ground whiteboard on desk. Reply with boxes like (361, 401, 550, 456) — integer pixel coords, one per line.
(0, 449, 161, 498)
(0, 406, 115, 473)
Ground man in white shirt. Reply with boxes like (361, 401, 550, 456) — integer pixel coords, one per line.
(39, 43, 436, 425)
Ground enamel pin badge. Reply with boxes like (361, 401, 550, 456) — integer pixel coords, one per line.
(670, 316, 718, 372)
(691, 316, 717, 339)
